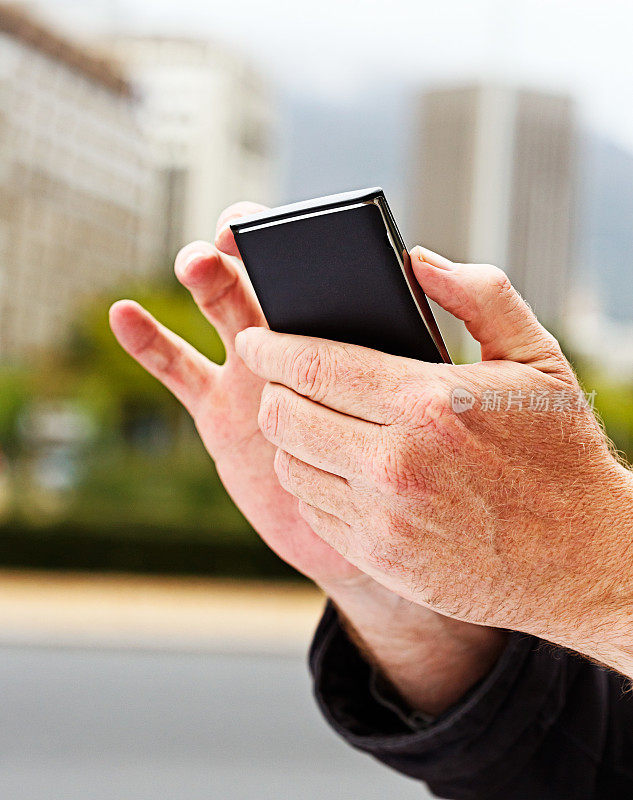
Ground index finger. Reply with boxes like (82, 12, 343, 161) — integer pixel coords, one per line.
(235, 327, 423, 423)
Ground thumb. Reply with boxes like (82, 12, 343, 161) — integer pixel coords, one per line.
(411, 245, 566, 370)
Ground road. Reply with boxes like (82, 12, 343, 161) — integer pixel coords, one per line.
(0, 644, 431, 800)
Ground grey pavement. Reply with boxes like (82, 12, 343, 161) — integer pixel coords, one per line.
(0, 645, 432, 800)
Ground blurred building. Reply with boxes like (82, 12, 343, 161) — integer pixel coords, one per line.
(409, 85, 576, 354)
(577, 135, 633, 324)
(104, 36, 278, 257)
(0, 5, 165, 359)
(561, 135, 633, 377)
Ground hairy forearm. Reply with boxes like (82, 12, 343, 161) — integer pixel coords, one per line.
(545, 467, 633, 679)
(324, 466, 633, 703)
(325, 578, 508, 716)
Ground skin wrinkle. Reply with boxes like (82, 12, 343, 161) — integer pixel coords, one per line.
(178, 248, 242, 310)
(288, 343, 332, 403)
(258, 386, 283, 441)
(199, 273, 240, 309)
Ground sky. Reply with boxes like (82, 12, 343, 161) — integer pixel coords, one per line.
(26, 0, 633, 153)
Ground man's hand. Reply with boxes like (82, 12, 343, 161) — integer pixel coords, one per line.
(109, 204, 354, 587)
(235, 245, 633, 676)
(109, 210, 505, 715)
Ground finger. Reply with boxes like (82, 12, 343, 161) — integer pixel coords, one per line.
(215, 201, 268, 257)
(410, 246, 568, 371)
(259, 383, 378, 480)
(235, 328, 424, 423)
(109, 300, 216, 416)
(298, 501, 416, 598)
(175, 241, 266, 358)
(273, 449, 361, 525)
(297, 501, 354, 561)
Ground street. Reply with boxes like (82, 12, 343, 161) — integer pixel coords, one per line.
(0, 644, 430, 800)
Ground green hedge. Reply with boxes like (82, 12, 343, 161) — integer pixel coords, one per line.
(0, 520, 303, 580)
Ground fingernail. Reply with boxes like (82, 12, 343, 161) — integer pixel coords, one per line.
(215, 221, 232, 242)
(413, 246, 456, 270)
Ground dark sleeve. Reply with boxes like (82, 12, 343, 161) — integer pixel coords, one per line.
(309, 602, 633, 800)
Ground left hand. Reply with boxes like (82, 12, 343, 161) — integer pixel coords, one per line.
(236, 245, 633, 673)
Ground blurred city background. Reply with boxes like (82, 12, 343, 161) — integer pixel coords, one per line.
(0, 0, 633, 797)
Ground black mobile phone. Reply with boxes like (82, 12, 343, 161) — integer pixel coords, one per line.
(230, 187, 451, 364)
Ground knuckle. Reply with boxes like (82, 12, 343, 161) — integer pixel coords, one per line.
(369, 387, 463, 495)
(399, 380, 443, 422)
(538, 337, 578, 385)
(451, 264, 518, 325)
(288, 344, 333, 400)
(417, 389, 468, 456)
(367, 437, 419, 496)
(200, 271, 239, 309)
(539, 333, 567, 365)
(481, 265, 523, 318)
(399, 382, 455, 438)
(481, 264, 512, 295)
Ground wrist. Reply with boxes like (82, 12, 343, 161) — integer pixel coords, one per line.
(323, 575, 508, 716)
(351, 616, 508, 716)
(543, 464, 633, 676)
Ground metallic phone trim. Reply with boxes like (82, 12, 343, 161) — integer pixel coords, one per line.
(236, 198, 452, 364)
(371, 197, 452, 364)
(233, 202, 369, 233)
